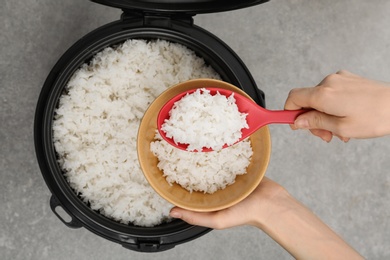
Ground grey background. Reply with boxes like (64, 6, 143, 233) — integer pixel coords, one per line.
(1, 0, 389, 259)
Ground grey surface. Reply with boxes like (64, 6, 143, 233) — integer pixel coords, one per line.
(1, 0, 389, 259)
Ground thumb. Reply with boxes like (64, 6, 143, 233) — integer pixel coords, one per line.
(170, 207, 219, 228)
(294, 110, 340, 133)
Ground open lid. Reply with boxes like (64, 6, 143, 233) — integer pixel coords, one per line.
(91, 0, 270, 14)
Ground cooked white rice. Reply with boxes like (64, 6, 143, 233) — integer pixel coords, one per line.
(52, 39, 221, 227)
(151, 132, 253, 194)
(161, 88, 248, 151)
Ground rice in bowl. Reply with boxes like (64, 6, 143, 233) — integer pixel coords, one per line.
(150, 132, 253, 194)
(138, 78, 270, 212)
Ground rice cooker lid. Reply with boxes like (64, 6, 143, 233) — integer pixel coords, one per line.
(91, 0, 270, 14)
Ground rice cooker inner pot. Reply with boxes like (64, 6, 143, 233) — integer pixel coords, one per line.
(35, 0, 268, 253)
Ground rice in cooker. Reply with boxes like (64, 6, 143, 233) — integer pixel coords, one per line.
(52, 39, 221, 227)
(161, 88, 249, 151)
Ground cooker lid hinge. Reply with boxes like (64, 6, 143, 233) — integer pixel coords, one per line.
(121, 10, 194, 27)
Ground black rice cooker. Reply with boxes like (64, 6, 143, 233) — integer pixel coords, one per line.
(34, 0, 269, 253)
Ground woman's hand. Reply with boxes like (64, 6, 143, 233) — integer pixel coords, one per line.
(170, 177, 287, 229)
(284, 70, 390, 142)
(170, 177, 363, 259)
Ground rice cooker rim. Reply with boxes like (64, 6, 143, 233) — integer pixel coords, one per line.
(34, 13, 266, 252)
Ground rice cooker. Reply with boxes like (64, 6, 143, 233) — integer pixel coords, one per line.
(34, 0, 269, 253)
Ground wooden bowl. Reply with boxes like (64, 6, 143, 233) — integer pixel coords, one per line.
(137, 79, 271, 212)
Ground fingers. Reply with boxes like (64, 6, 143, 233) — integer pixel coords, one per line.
(170, 207, 222, 229)
(309, 129, 333, 142)
(285, 70, 358, 111)
(284, 87, 317, 110)
(286, 70, 358, 142)
(294, 110, 339, 131)
(335, 70, 358, 77)
(334, 135, 350, 143)
(292, 110, 350, 142)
